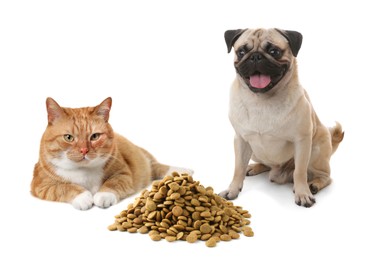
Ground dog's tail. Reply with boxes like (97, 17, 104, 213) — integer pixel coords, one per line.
(329, 122, 344, 154)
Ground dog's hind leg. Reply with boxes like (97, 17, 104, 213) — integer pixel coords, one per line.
(246, 163, 270, 176)
(268, 158, 294, 184)
(308, 131, 333, 194)
(308, 167, 332, 194)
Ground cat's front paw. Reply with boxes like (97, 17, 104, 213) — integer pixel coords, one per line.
(94, 192, 117, 208)
(72, 191, 94, 210)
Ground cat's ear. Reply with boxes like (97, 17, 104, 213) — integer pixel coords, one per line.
(46, 97, 65, 124)
(96, 97, 112, 122)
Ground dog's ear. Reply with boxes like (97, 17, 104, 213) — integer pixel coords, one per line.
(225, 29, 245, 53)
(276, 29, 303, 57)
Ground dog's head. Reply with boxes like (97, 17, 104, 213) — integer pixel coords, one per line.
(225, 28, 302, 93)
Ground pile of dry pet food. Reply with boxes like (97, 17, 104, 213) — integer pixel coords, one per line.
(108, 172, 253, 247)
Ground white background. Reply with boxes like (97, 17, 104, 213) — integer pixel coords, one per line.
(0, 1, 366, 259)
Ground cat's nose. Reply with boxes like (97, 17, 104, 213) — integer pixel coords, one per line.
(80, 147, 89, 155)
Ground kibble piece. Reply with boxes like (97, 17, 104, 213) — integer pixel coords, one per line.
(170, 192, 181, 200)
(205, 237, 217, 247)
(127, 227, 137, 233)
(122, 222, 132, 229)
(168, 182, 180, 191)
(192, 211, 201, 221)
(186, 232, 198, 243)
(176, 232, 184, 240)
(196, 185, 207, 194)
(146, 198, 157, 212)
(150, 234, 162, 241)
(153, 192, 163, 200)
(201, 234, 212, 241)
(243, 228, 254, 237)
(107, 224, 117, 231)
(172, 206, 183, 217)
(200, 211, 212, 218)
(220, 234, 232, 241)
(138, 226, 149, 234)
(219, 224, 228, 233)
(191, 198, 200, 206)
(165, 236, 177, 242)
(199, 223, 212, 234)
(229, 230, 240, 239)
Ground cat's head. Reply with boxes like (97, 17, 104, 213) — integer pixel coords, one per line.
(42, 97, 114, 169)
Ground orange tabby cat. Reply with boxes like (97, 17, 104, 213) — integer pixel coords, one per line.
(31, 97, 192, 210)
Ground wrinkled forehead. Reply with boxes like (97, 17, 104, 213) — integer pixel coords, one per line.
(234, 28, 288, 50)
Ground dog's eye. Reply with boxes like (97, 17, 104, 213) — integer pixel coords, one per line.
(268, 47, 282, 58)
(237, 47, 248, 59)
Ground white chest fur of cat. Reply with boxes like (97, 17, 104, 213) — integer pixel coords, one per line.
(51, 152, 119, 210)
(51, 153, 107, 193)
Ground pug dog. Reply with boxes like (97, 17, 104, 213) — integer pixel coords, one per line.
(219, 28, 344, 207)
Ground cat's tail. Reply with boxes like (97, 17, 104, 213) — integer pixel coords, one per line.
(140, 148, 194, 180)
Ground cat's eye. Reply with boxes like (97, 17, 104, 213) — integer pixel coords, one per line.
(63, 134, 74, 142)
(90, 133, 101, 141)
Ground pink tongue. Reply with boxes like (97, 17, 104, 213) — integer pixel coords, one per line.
(249, 74, 271, 89)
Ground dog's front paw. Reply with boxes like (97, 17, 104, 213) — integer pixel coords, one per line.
(219, 188, 241, 200)
(294, 189, 316, 207)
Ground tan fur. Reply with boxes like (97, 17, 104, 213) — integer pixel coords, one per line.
(220, 28, 344, 207)
(31, 97, 191, 210)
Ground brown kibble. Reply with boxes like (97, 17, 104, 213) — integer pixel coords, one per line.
(195, 185, 207, 194)
(159, 186, 168, 196)
(200, 211, 212, 218)
(224, 208, 233, 216)
(150, 234, 162, 241)
(127, 227, 137, 233)
(138, 226, 149, 234)
(133, 198, 141, 208)
(205, 237, 217, 247)
(175, 231, 183, 239)
(165, 235, 177, 242)
(243, 229, 254, 237)
(108, 172, 253, 247)
(229, 230, 240, 239)
(193, 220, 201, 229)
(122, 222, 132, 229)
(146, 198, 157, 212)
(170, 192, 181, 200)
(219, 224, 228, 233)
(107, 224, 117, 231)
(199, 223, 212, 234)
(220, 234, 232, 241)
(153, 192, 163, 200)
(200, 233, 212, 241)
(147, 211, 157, 219)
(168, 182, 180, 191)
(191, 198, 200, 206)
(171, 172, 180, 177)
(192, 211, 201, 220)
(186, 232, 198, 243)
